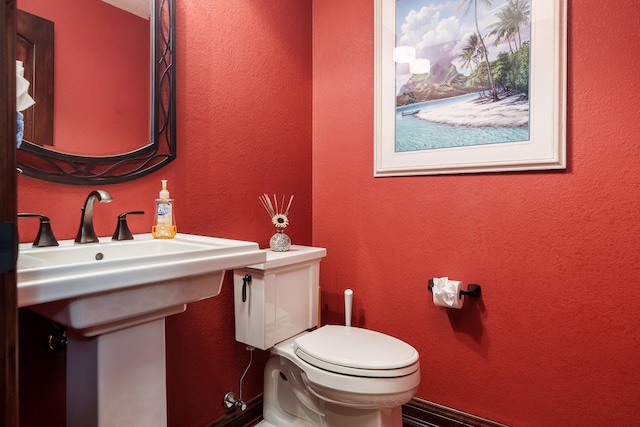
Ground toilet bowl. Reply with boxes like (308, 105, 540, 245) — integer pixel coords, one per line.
(233, 246, 420, 427)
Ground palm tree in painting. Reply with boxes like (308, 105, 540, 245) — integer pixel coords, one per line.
(458, 0, 499, 102)
(488, 0, 530, 52)
(460, 33, 485, 70)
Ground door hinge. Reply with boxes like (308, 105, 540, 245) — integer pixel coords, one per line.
(0, 222, 18, 273)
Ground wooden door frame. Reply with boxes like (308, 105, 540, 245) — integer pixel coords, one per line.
(1, 0, 19, 425)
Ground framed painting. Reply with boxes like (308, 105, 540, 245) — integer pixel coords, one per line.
(374, 0, 567, 176)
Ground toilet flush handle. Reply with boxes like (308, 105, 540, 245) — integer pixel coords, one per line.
(241, 274, 251, 302)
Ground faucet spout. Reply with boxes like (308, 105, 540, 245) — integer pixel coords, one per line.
(75, 190, 113, 244)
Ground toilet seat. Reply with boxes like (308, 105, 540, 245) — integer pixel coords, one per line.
(294, 325, 419, 378)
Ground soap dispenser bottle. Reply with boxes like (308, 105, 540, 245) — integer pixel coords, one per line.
(152, 179, 176, 239)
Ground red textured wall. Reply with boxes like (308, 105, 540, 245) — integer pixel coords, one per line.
(17, 1, 312, 426)
(17, 1, 640, 426)
(312, 1, 640, 426)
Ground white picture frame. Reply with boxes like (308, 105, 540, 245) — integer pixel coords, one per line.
(374, 0, 567, 176)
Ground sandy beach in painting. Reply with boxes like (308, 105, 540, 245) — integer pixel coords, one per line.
(416, 93, 529, 128)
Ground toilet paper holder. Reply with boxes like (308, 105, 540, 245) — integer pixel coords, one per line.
(427, 279, 482, 299)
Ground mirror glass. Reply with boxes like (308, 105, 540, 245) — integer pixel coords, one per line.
(18, 0, 150, 155)
(16, 0, 175, 185)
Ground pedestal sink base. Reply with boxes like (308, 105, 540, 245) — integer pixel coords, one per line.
(67, 319, 168, 427)
(18, 234, 267, 427)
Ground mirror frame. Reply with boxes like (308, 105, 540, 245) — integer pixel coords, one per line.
(16, 0, 176, 185)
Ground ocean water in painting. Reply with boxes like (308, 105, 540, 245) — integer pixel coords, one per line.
(394, 0, 532, 153)
(395, 94, 530, 152)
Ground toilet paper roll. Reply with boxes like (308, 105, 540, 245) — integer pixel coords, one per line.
(431, 277, 464, 309)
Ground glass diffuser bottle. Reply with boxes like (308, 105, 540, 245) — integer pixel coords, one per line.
(259, 194, 294, 252)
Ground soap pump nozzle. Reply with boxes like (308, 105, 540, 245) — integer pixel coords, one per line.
(159, 179, 170, 199)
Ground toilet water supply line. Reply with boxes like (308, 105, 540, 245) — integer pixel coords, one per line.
(222, 345, 254, 411)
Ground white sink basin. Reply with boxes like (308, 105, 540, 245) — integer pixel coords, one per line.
(18, 233, 265, 336)
(18, 237, 238, 269)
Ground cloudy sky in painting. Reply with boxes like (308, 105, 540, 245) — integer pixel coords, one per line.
(395, 0, 531, 86)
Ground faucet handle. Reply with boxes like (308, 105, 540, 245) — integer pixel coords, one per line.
(18, 213, 59, 248)
(112, 211, 145, 241)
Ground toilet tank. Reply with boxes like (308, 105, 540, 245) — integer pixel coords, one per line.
(233, 245, 326, 350)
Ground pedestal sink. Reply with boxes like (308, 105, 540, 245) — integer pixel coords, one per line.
(18, 233, 266, 427)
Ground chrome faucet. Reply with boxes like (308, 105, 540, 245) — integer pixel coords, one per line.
(75, 190, 113, 244)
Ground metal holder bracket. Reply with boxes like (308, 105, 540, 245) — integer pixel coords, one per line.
(427, 279, 482, 299)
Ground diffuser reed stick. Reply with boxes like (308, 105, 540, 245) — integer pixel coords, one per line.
(259, 194, 294, 229)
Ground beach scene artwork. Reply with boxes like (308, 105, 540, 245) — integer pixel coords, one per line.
(394, 0, 531, 152)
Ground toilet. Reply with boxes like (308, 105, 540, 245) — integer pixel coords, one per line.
(233, 245, 420, 427)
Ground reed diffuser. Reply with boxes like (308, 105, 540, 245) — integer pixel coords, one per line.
(259, 194, 294, 252)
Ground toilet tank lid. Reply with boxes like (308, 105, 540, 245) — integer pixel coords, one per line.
(294, 325, 419, 371)
(244, 245, 326, 271)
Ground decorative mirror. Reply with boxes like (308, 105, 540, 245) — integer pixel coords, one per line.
(16, 0, 175, 185)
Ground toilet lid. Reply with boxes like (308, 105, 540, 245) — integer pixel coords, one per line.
(294, 325, 419, 378)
